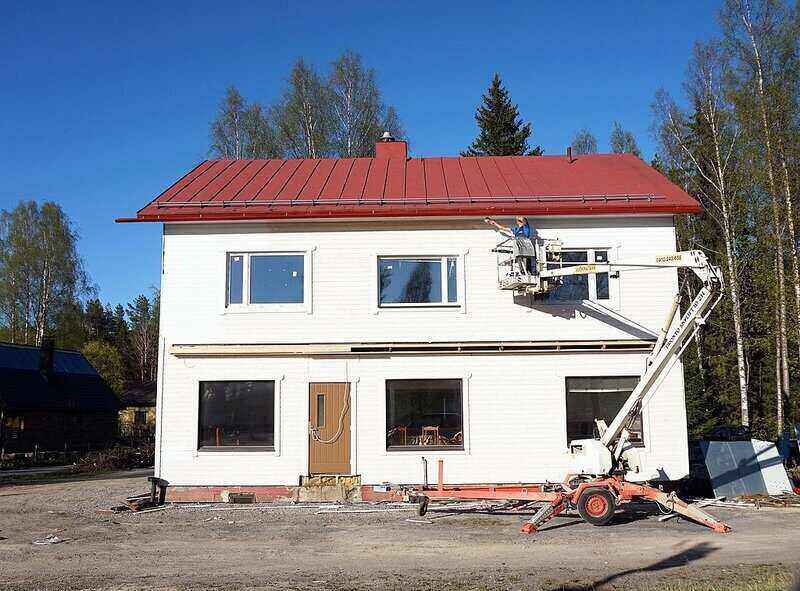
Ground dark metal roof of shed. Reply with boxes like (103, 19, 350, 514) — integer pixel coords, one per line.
(0, 343, 119, 413)
(0, 342, 97, 375)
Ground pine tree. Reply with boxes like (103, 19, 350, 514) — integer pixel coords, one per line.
(462, 74, 541, 156)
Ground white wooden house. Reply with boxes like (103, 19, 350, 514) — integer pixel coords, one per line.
(118, 138, 702, 501)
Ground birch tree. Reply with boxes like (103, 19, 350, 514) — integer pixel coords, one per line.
(653, 41, 750, 425)
(210, 86, 279, 158)
(0, 201, 89, 345)
(610, 121, 642, 157)
(276, 59, 332, 158)
(328, 50, 404, 157)
(571, 129, 598, 155)
(209, 53, 404, 159)
(721, 0, 797, 431)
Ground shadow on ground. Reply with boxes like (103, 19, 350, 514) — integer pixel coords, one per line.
(0, 467, 153, 489)
(549, 542, 718, 590)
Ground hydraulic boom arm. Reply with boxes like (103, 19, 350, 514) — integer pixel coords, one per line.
(541, 250, 724, 462)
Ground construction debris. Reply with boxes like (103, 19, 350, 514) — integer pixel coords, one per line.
(120, 476, 169, 512)
(131, 505, 170, 515)
(96, 505, 131, 515)
(125, 493, 158, 512)
(32, 534, 67, 545)
(316, 506, 414, 514)
(739, 494, 800, 509)
(681, 494, 800, 510)
(204, 504, 327, 511)
(220, 491, 256, 504)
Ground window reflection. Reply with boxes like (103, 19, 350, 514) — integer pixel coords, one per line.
(198, 381, 275, 449)
(386, 379, 463, 449)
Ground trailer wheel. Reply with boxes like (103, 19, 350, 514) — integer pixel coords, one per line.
(417, 496, 429, 516)
(577, 488, 616, 526)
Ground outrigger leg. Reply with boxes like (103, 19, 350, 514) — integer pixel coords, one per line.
(520, 495, 569, 533)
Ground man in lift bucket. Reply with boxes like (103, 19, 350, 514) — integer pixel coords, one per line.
(484, 216, 536, 275)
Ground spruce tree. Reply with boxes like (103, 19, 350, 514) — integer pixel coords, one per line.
(462, 74, 542, 156)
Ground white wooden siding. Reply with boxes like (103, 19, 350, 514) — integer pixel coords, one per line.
(160, 216, 679, 345)
(156, 352, 689, 485)
(155, 215, 690, 486)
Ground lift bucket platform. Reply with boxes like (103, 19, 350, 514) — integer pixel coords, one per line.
(494, 236, 562, 294)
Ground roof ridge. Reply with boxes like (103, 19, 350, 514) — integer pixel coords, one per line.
(202, 153, 631, 162)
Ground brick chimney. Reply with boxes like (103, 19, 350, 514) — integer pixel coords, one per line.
(39, 337, 55, 379)
(375, 131, 407, 159)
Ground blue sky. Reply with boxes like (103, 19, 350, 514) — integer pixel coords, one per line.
(0, 1, 721, 306)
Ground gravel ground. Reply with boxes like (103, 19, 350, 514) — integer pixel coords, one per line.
(0, 473, 798, 590)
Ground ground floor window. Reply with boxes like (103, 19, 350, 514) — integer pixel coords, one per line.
(565, 376, 643, 446)
(386, 379, 463, 450)
(198, 381, 275, 450)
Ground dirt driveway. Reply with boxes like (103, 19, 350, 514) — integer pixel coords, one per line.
(0, 474, 798, 590)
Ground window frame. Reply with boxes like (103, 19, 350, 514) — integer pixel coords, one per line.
(376, 254, 462, 308)
(542, 247, 616, 304)
(224, 250, 312, 313)
(195, 378, 281, 454)
(563, 375, 645, 449)
(385, 378, 465, 452)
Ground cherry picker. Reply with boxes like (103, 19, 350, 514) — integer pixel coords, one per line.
(407, 236, 730, 534)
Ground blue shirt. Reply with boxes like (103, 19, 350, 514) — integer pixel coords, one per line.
(511, 222, 531, 238)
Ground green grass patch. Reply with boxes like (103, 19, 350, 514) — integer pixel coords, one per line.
(642, 570, 793, 591)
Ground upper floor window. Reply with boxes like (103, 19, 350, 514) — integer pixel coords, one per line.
(378, 256, 459, 307)
(227, 252, 307, 309)
(543, 249, 610, 303)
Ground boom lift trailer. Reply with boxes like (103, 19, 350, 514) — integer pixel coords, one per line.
(404, 238, 731, 534)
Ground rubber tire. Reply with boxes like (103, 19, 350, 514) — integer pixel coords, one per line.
(417, 496, 429, 517)
(576, 487, 616, 526)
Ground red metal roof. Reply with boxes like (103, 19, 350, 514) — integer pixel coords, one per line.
(118, 152, 700, 223)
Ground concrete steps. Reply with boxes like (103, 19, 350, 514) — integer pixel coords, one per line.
(299, 475, 361, 502)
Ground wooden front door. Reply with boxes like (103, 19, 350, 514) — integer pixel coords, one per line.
(308, 382, 351, 474)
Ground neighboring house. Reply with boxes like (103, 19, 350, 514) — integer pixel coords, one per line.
(118, 381, 157, 437)
(0, 340, 119, 456)
(118, 137, 702, 500)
